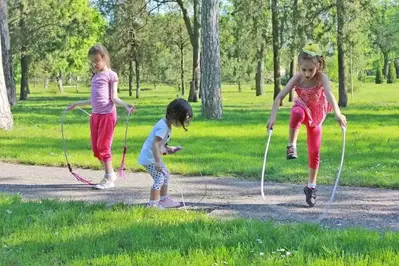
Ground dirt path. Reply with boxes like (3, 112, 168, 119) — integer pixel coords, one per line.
(0, 162, 397, 231)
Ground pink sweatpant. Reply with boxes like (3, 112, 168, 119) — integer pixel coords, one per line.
(289, 106, 322, 169)
(90, 111, 117, 162)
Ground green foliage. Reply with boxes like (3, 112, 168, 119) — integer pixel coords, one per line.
(8, 0, 106, 80)
(387, 62, 397, 83)
(375, 64, 384, 84)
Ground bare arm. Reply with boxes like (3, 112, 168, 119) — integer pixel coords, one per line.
(111, 82, 135, 112)
(267, 73, 301, 130)
(152, 136, 163, 171)
(321, 74, 347, 127)
(67, 99, 91, 110)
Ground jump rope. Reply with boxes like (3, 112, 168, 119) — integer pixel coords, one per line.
(61, 108, 208, 209)
(261, 126, 347, 221)
(61, 106, 134, 185)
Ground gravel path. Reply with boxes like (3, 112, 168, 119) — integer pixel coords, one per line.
(0, 162, 397, 231)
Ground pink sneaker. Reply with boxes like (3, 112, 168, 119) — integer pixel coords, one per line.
(159, 196, 181, 208)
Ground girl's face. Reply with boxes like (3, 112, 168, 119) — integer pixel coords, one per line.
(90, 53, 107, 72)
(173, 117, 192, 128)
(299, 59, 318, 80)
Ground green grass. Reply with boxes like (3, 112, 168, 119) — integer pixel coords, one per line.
(1, 193, 398, 265)
(0, 82, 398, 188)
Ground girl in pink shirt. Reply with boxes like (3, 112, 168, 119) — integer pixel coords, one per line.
(68, 44, 134, 189)
(267, 43, 347, 207)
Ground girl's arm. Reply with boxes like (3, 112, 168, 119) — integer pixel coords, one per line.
(321, 73, 347, 127)
(152, 136, 163, 172)
(111, 81, 135, 112)
(67, 99, 91, 110)
(267, 73, 301, 130)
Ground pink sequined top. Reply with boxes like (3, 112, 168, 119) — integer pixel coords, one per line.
(293, 84, 332, 127)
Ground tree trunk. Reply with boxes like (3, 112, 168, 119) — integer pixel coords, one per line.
(180, 44, 185, 96)
(0, 35, 13, 130)
(382, 51, 389, 79)
(57, 70, 63, 93)
(20, 52, 29, 100)
(44, 76, 49, 89)
(135, 54, 140, 99)
(19, 1, 28, 100)
(189, 0, 200, 102)
(256, 43, 265, 96)
(128, 59, 133, 97)
(201, 0, 222, 119)
(271, 0, 281, 102)
(0, 0, 16, 106)
(177, 0, 200, 102)
(337, 0, 348, 107)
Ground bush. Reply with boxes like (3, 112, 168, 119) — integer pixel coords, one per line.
(387, 62, 397, 84)
(375, 65, 383, 84)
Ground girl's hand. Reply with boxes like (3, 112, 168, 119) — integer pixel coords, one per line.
(266, 117, 275, 131)
(67, 104, 77, 111)
(335, 114, 347, 128)
(155, 161, 162, 172)
(167, 146, 182, 154)
(126, 104, 135, 113)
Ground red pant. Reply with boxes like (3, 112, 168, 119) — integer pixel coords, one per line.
(90, 111, 117, 162)
(289, 106, 322, 169)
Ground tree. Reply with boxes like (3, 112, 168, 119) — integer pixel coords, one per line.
(271, 0, 281, 101)
(176, 0, 201, 102)
(0, 37, 13, 130)
(336, 0, 348, 107)
(201, 0, 222, 119)
(369, 1, 399, 79)
(375, 64, 383, 84)
(0, 0, 16, 106)
(8, 0, 104, 99)
(387, 62, 397, 83)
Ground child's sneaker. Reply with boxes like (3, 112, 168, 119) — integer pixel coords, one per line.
(146, 202, 166, 209)
(159, 196, 181, 208)
(93, 178, 115, 190)
(286, 145, 298, 159)
(303, 186, 317, 207)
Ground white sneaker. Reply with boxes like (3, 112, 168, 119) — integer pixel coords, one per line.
(93, 178, 115, 190)
(146, 202, 166, 209)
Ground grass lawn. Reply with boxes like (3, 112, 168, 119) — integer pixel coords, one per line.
(1, 194, 399, 265)
(0, 82, 398, 188)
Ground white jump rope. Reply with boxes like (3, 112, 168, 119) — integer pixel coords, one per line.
(261, 126, 347, 220)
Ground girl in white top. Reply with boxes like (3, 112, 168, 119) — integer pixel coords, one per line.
(138, 99, 193, 209)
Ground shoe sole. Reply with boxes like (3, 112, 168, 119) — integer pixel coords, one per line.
(287, 156, 298, 160)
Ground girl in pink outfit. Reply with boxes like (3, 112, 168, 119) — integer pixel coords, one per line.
(67, 44, 134, 190)
(267, 43, 347, 207)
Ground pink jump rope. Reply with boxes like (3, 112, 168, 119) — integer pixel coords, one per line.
(261, 126, 347, 220)
(61, 106, 134, 185)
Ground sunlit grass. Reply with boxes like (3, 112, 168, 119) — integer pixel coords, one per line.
(0, 82, 398, 188)
(1, 194, 399, 265)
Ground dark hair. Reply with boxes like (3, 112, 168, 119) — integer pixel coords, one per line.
(298, 51, 325, 73)
(166, 98, 193, 131)
(88, 44, 111, 68)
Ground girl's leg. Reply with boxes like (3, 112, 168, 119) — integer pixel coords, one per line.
(287, 106, 306, 159)
(146, 164, 166, 207)
(158, 167, 180, 208)
(303, 124, 322, 207)
(306, 125, 322, 186)
(90, 115, 100, 159)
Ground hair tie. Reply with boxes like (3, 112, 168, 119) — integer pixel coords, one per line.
(302, 42, 322, 57)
